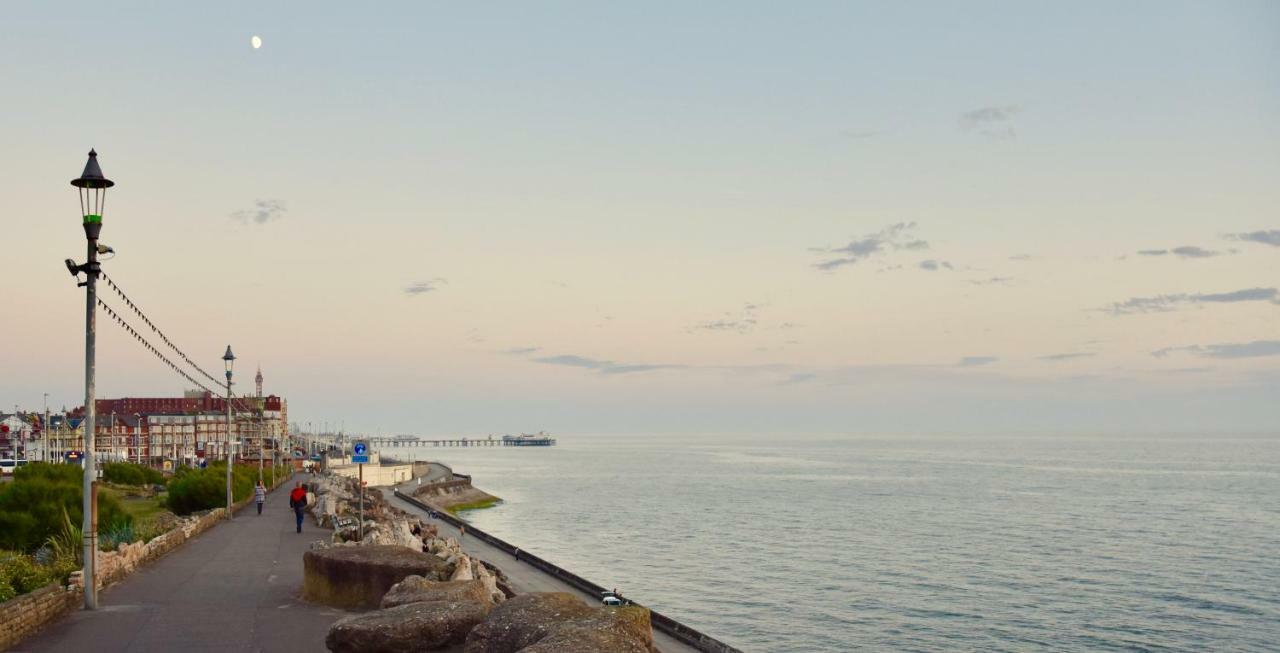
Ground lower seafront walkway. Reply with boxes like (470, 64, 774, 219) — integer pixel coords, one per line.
(386, 479, 700, 653)
(19, 472, 700, 652)
(19, 474, 342, 653)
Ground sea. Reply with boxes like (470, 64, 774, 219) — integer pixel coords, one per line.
(396, 433, 1280, 652)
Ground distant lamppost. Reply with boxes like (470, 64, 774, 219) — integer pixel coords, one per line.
(133, 412, 141, 466)
(223, 345, 235, 518)
(70, 149, 113, 610)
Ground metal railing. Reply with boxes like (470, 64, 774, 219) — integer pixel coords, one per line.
(394, 490, 742, 653)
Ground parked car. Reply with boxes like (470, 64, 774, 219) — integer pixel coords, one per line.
(0, 459, 16, 475)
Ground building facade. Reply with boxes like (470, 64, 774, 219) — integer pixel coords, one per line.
(70, 374, 287, 468)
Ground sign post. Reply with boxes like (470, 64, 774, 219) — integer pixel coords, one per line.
(352, 441, 369, 541)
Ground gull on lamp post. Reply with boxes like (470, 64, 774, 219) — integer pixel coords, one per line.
(223, 345, 235, 518)
(70, 149, 113, 610)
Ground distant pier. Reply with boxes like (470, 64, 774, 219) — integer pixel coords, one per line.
(367, 433, 556, 448)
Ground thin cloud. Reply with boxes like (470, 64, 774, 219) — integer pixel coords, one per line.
(533, 354, 685, 375)
(230, 199, 286, 225)
(918, 259, 954, 272)
(812, 222, 929, 271)
(1103, 287, 1279, 315)
(1038, 352, 1096, 362)
(1227, 229, 1280, 247)
(1008, 254, 1036, 261)
(1136, 246, 1225, 258)
(781, 372, 818, 385)
(404, 278, 447, 295)
(959, 105, 1019, 140)
(969, 276, 1014, 286)
(957, 356, 999, 367)
(1152, 340, 1280, 359)
(503, 346, 541, 356)
(689, 303, 760, 334)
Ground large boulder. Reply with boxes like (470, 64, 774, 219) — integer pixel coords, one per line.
(520, 607, 657, 653)
(304, 544, 452, 609)
(326, 600, 491, 652)
(464, 592, 656, 653)
(381, 576, 494, 609)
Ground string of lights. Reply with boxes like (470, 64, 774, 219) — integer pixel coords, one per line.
(98, 271, 226, 389)
(97, 298, 218, 395)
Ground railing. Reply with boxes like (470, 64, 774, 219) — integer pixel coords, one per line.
(394, 490, 742, 653)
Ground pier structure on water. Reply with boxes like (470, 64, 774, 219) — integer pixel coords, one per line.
(367, 432, 556, 449)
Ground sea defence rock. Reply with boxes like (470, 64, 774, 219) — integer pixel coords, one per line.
(380, 576, 493, 610)
(326, 600, 492, 652)
(464, 592, 657, 653)
(304, 544, 451, 609)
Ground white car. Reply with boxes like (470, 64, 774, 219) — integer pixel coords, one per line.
(0, 459, 16, 475)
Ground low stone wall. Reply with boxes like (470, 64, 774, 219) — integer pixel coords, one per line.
(0, 584, 82, 651)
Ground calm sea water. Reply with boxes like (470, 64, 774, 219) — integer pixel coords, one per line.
(397, 434, 1280, 652)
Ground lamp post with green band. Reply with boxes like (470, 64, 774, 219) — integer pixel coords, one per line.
(70, 149, 113, 610)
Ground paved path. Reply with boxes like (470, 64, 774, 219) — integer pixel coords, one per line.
(19, 474, 345, 653)
(386, 479, 697, 653)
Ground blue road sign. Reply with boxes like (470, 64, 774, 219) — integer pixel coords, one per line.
(352, 441, 370, 464)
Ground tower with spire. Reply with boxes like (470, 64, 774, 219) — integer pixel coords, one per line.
(255, 365, 264, 398)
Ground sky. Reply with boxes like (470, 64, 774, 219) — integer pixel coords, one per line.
(1, 2, 1277, 436)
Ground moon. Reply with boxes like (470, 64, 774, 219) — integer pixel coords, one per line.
(251, 35, 262, 49)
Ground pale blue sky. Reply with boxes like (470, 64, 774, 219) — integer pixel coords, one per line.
(2, 2, 1277, 435)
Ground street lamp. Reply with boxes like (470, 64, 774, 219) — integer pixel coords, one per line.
(223, 345, 235, 518)
(133, 412, 141, 466)
(70, 149, 113, 610)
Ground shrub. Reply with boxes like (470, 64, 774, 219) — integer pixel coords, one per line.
(0, 552, 54, 594)
(166, 463, 261, 515)
(0, 551, 72, 599)
(102, 462, 166, 487)
(0, 463, 132, 553)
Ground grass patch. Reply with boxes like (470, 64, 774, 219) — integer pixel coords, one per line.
(447, 497, 502, 514)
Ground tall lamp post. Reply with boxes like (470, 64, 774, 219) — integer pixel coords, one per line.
(43, 393, 49, 463)
(223, 346, 235, 518)
(70, 149, 112, 610)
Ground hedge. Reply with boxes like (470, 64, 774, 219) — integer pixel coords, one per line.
(0, 463, 132, 554)
(166, 463, 263, 515)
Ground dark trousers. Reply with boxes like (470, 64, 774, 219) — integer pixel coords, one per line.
(294, 507, 304, 532)
(256, 502, 263, 515)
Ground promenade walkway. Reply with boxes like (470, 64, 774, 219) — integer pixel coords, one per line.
(19, 474, 344, 653)
(386, 479, 698, 653)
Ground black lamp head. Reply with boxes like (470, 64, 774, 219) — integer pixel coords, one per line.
(70, 149, 114, 189)
(72, 149, 114, 231)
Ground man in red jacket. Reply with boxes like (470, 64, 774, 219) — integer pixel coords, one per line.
(289, 482, 307, 533)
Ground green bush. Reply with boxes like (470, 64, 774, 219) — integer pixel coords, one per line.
(166, 463, 262, 515)
(0, 551, 73, 599)
(102, 462, 166, 487)
(0, 463, 132, 553)
(0, 552, 55, 594)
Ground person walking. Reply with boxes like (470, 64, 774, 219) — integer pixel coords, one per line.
(459, 524, 465, 539)
(289, 482, 307, 533)
(254, 481, 266, 515)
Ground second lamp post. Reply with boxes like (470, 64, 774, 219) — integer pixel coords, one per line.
(223, 345, 235, 518)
